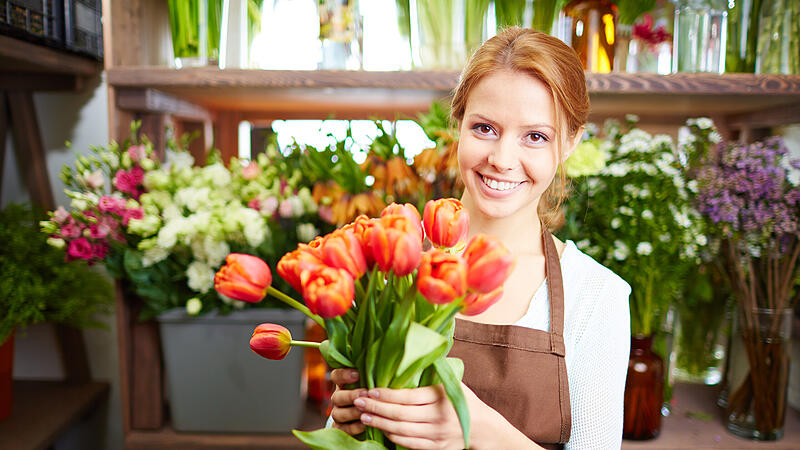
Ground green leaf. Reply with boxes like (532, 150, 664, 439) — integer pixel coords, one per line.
(319, 340, 354, 369)
(433, 357, 470, 448)
(292, 428, 387, 449)
(391, 322, 447, 388)
(325, 317, 350, 357)
(375, 294, 415, 387)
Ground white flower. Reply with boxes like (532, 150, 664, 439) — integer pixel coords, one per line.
(674, 211, 691, 228)
(186, 261, 215, 293)
(202, 163, 231, 188)
(157, 219, 184, 249)
(605, 162, 629, 177)
(186, 298, 203, 315)
(102, 151, 119, 169)
(128, 215, 161, 237)
(611, 217, 622, 229)
(619, 206, 635, 216)
(144, 170, 170, 191)
(162, 204, 182, 221)
(709, 131, 722, 143)
(203, 237, 230, 267)
(696, 234, 708, 246)
(175, 187, 211, 212)
(641, 209, 654, 220)
(659, 233, 671, 242)
(289, 196, 305, 217)
(687, 180, 699, 193)
(613, 240, 629, 260)
(47, 237, 65, 249)
(636, 242, 653, 255)
(169, 152, 195, 170)
(296, 223, 320, 243)
(70, 197, 89, 211)
(695, 117, 714, 130)
(142, 246, 169, 267)
(625, 114, 639, 123)
(575, 239, 591, 249)
(639, 188, 651, 198)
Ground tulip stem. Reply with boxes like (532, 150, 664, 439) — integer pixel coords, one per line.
(266, 286, 325, 329)
(290, 340, 321, 349)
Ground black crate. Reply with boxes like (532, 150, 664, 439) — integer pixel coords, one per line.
(63, 0, 102, 60)
(0, 0, 64, 46)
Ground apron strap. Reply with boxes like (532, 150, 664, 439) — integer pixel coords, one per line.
(541, 224, 566, 356)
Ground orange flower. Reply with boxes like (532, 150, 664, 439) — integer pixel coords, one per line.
(461, 286, 503, 316)
(343, 215, 377, 266)
(277, 245, 324, 293)
(249, 323, 292, 360)
(381, 202, 423, 238)
(301, 266, 355, 318)
(214, 253, 271, 303)
(417, 249, 467, 304)
(463, 234, 515, 294)
(423, 198, 469, 248)
(370, 214, 423, 276)
(320, 229, 367, 279)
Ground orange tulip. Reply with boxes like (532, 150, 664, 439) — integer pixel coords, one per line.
(463, 234, 515, 293)
(417, 249, 467, 304)
(370, 214, 423, 276)
(250, 323, 292, 360)
(277, 245, 324, 293)
(301, 266, 355, 318)
(423, 198, 469, 248)
(214, 253, 271, 303)
(381, 203, 423, 238)
(461, 286, 503, 316)
(342, 215, 377, 267)
(320, 229, 367, 279)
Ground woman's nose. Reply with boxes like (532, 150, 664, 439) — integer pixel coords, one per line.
(487, 138, 517, 171)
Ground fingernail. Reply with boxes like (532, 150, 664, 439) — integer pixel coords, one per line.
(349, 370, 359, 380)
(354, 398, 366, 408)
(357, 390, 368, 397)
(361, 413, 372, 424)
(368, 389, 380, 399)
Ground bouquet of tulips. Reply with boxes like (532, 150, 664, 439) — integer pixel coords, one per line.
(214, 198, 514, 449)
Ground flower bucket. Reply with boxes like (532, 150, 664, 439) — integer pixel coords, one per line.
(157, 307, 306, 432)
(0, 332, 14, 422)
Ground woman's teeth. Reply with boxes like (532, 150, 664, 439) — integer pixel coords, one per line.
(481, 175, 521, 191)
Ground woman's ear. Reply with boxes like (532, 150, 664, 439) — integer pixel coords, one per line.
(562, 125, 586, 162)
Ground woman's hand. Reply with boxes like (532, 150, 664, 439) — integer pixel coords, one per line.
(330, 368, 367, 436)
(351, 382, 504, 450)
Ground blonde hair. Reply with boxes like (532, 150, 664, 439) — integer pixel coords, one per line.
(451, 27, 590, 229)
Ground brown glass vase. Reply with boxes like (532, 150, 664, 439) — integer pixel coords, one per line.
(562, 0, 618, 72)
(623, 335, 664, 440)
(0, 331, 14, 422)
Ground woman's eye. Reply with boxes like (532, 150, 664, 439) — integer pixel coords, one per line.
(472, 124, 494, 135)
(527, 132, 549, 144)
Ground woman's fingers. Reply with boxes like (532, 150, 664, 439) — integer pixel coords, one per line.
(330, 368, 359, 387)
(330, 386, 367, 407)
(360, 412, 440, 440)
(331, 418, 365, 436)
(353, 395, 440, 423)
(384, 432, 439, 450)
(363, 386, 444, 405)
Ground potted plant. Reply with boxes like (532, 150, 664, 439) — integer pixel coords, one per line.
(1, 203, 112, 421)
(561, 117, 707, 440)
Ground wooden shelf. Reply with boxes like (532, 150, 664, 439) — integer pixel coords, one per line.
(623, 382, 800, 449)
(0, 380, 110, 450)
(0, 34, 103, 91)
(106, 67, 800, 122)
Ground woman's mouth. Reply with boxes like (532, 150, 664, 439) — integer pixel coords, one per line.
(480, 174, 523, 192)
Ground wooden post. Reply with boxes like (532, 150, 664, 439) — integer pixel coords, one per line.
(216, 111, 241, 164)
(6, 91, 54, 210)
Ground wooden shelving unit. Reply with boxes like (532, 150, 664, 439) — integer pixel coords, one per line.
(102, 2, 800, 448)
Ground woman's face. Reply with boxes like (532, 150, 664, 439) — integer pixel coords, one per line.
(457, 70, 562, 221)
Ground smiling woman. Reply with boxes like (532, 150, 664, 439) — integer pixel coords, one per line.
(331, 27, 631, 450)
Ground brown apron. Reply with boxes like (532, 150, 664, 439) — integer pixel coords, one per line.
(449, 226, 571, 448)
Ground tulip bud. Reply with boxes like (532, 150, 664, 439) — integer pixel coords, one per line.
(214, 253, 272, 303)
(418, 249, 467, 304)
(250, 323, 292, 360)
(423, 198, 469, 248)
(461, 286, 504, 316)
(463, 234, 515, 294)
(300, 266, 354, 318)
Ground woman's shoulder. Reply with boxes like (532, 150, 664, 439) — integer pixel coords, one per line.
(562, 240, 631, 299)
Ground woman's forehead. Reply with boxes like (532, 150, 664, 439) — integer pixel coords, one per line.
(464, 71, 556, 127)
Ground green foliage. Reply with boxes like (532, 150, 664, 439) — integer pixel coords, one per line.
(0, 203, 112, 342)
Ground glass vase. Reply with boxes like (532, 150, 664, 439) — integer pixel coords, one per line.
(623, 335, 664, 440)
(672, 302, 730, 385)
(167, 0, 224, 68)
(561, 0, 617, 73)
(754, 0, 800, 74)
(725, 308, 792, 441)
(410, 0, 490, 69)
(672, 0, 727, 73)
(725, 0, 760, 73)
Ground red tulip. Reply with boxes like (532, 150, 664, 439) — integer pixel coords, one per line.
(461, 286, 504, 316)
(214, 253, 271, 303)
(321, 229, 367, 279)
(343, 215, 377, 266)
(423, 198, 469, 248)
(381, 203, 423, 237)
(417, 249, 467, 304)
(370, 214, 423, 276)
(250, 323, 292, 360)
(463, 234, 515, 293)
(277, 244, 324, 293)
(301, 266, 355, 318)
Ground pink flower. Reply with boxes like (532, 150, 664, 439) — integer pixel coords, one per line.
(83, 170, 105, 190)
(98, 195, 125, 214)
(127, 145, 147, 162)
(89, 222, 111, 239)
(60, 220, 83, 238)
(53, 206, 70, 224)
(242, 161, 259, 180)
(248, 198, 261, 210)
(122, 207, 144, 226)
(318, 205, 334, 224)
(261, 196, 279, 216)
(279, 199, 294, 218)
(113, 166, 144, 198)
(100, 216, 124, 242)
(66, 237, 94, 260)
(91, 241, 109, 260)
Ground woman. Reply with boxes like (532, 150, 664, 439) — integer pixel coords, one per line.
(330, 28, 631, 449)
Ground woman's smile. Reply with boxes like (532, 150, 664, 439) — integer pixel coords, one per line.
(477, 172, 526, 197)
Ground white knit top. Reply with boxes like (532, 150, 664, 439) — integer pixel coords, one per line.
(514, 240, 631, 449)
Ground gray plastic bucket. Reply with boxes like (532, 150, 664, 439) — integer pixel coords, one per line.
(157, 307, 307, 432)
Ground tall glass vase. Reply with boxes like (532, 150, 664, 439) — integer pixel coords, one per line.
(167, 0, 224, 68)
(623, 335, 664, 440)
(725, 308, 792, 441)
(754, 0, 800, 74)
(562, 0, 617, 73)
(725, 0, 760, 73)
(410, 0, 490, 69)
(672, 0, 727, 73)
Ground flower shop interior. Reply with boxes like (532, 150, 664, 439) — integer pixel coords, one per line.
(1, 0, 800, 449)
